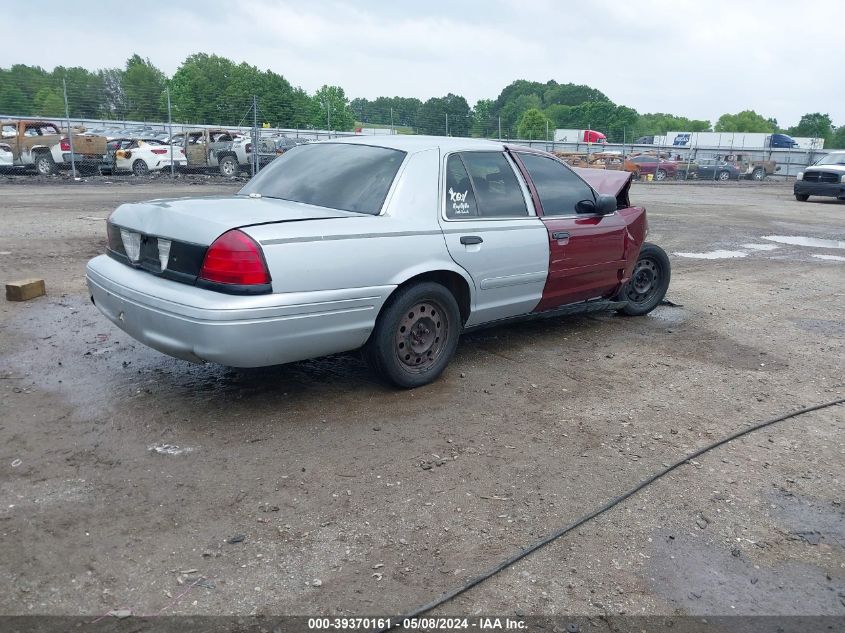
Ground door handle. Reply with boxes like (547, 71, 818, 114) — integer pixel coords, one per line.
(552, 231, 570, 240)
(460, 235, 483, 245)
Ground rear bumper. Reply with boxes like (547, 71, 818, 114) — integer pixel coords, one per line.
(794, 181, 845, 198)
(86, 255, 393, 367)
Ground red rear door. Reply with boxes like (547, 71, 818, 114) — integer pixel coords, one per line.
(510, 151, 627, 311)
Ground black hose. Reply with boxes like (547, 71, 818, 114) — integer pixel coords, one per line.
(376, 397, 845, 632)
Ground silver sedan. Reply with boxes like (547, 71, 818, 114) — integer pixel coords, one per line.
(87, 136, 669, 387)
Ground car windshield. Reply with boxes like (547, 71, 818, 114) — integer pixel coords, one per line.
(814, 153, 845, 166)
(239, 143, 406, 215)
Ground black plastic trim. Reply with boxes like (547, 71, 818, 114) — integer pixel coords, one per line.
(195, 278, 272, 295)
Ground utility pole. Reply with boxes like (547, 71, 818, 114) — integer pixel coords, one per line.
(326, 98, 331, 138)
(167, 85, 174, 177)
(498, 116, 502, 140)
(62, 78, 76, 178)
(445, 113, 449, 136)
(252, 95, 258, 177)
(390, 107, 394, 135)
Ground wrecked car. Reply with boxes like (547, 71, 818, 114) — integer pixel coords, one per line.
(87, 137, 670, 388)
(0, 119, 107, 175)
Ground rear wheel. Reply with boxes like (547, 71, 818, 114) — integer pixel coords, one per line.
(34, 152, 56, 176)
(752, 167, 766, 181)
(717, 170, 730, 181)
(795, 194, 809, 202)
(655, 169, 667, 181)
(219, 156, 238, 176)
(617, 243, 671, 316)
(365, 282, 461, 388)
(132, 159, 149, 176)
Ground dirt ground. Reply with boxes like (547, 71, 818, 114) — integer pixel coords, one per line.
(0, 178, 843, 623)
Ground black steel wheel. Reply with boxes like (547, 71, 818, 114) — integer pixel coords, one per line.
(365, 282, 461, 388)
(795, 194, 809, 202)
(617, 243, 671, 316)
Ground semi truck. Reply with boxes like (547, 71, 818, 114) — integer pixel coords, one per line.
(553, 129, 607, 143)
(653, 132, 821, 150)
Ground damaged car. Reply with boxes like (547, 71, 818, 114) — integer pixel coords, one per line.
(87, 137, 670, 388)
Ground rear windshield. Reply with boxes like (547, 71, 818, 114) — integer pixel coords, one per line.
(240, 143, 406, 215)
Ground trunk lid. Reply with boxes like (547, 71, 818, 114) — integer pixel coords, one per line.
(109, 195, 364, 245)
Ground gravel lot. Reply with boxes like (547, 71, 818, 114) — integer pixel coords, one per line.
(0, 178, 843, 623)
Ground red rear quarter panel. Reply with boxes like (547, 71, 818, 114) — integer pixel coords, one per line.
(618, 206, 648, 280)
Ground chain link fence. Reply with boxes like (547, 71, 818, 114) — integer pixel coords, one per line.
(0, 70, 835, 182)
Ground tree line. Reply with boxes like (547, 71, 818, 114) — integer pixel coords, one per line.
(1, 56, 843, 147)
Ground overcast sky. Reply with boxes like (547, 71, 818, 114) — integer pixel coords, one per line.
(4, 0, 844, 126)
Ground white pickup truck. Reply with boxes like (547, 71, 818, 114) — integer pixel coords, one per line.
(0, 119, 107, 175)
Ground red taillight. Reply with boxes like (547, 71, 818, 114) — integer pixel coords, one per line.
(60, 138, 71, 151)
(199, 230, 270, 286)
(150, 148, 167, 155)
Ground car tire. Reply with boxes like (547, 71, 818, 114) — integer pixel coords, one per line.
(655, 169, 667, 181)
(795, 194, 809, 202)
(752, 167, 766, 181)
(132, 159, 149, 176)
(365, 282, 461, 389)
(717, 170, 730, 181)
(616, 243, 671, 317)
(219, 156, 238, 177)
(34, 152, 56, 176)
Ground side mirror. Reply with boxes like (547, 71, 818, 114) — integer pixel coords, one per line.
(596, 194, 617, 215)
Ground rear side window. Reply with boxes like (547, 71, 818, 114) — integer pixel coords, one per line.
(518, 153, 595, 216)
(445, 154, 479, 218)
(240, 143, 406, 215)
(457, 152, 527, 218)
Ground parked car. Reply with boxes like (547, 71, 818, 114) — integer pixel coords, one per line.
(627, 155, 678, 181)
(689, 159, 741, 181)
(273, 136, 309, 154)
(0, 119, 107, 175)
(87, 137, 671, 388)
(794, 151, 845, 202)
(0, 142, 13, 168)
(103, 138, 187, 175)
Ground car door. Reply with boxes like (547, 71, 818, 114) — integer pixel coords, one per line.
(697, 159, 714, 179)
(114, 140, 135, 171)
(438, 151, 549, 327)
(512, 151, 627, 310)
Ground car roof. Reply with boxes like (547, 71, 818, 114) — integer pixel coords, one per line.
(323, 135, 505, 154)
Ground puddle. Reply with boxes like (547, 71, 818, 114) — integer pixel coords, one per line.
(647, 305, 688, 325)
(791, 318, 845, 338)
(674, 250, 748, 259)
(762, 235, 845, 249)
(740, 243, 779, 251)
(148, 443, 194, 456)
(812, 254, 845, 262)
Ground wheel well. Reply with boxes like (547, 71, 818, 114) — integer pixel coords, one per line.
(393, 270, 471, 324)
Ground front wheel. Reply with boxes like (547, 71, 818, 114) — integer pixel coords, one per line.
(752, 167, 766, 181)
(655, 169, 667, 181)
(795, 194, 809, 202)
(365, 282, 461, 388)
(617, 243, 671, 316)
